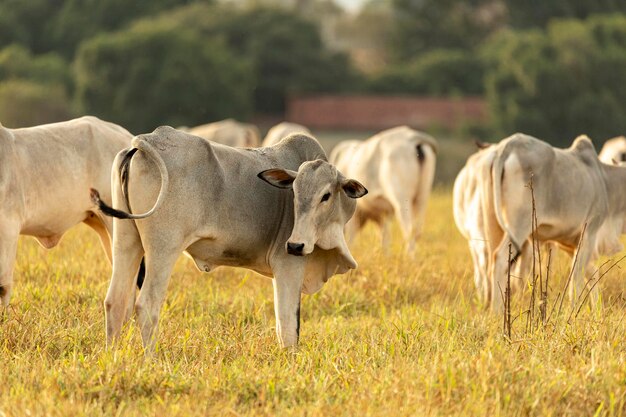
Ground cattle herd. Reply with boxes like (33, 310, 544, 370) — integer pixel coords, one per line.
(1, 115, 625, 354)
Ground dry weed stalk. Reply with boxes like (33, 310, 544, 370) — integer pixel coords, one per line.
(504, 242, 512, 339)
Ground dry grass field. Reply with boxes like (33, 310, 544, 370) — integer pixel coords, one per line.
(2, 188, 626, 416)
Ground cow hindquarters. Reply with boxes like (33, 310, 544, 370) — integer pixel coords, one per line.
(0, 219, 19, 307)
(272, 259, 305, 348)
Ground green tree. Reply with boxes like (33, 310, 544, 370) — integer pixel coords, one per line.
(390, 0, 507, 61)
(137, 4, 359, 113)
(0, 0, 211, 58)
(75, 23, 254, 133)
(367, 49, 484, 95)
(0, 44, 74, 127)
(0, 0, 62, 55)
(0, 44, 71, 90)
(507, 0, 626, 29)
(483, 15, 626, 145)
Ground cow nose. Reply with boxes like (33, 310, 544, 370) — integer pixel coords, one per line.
(287, 242, 305, 256)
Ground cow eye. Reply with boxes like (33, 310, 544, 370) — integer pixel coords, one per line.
(320, 192, 331, 203)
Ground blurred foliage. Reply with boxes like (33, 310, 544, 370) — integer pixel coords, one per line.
(0, 80, 73, 128)
(141, 4, 360, 113)
(483, 14, 626, 145)
(0, 45, 72, 90)
(366, 49, 485, 95)
(507, 0, 626, 29)
(75, 22, 254, 133)
(0, 0, 211, 58)
(73, 4, 357, 131)
(0, 44, 74, 127)
(389, 0, 507, 61)
(0, 0, 626, 142)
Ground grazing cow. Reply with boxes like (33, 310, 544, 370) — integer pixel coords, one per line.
(262, 122, 311, 147)
(599, 136, 626, 164)
(454, 143, 550, 304)
(187, 119, 261, 147)
(453, 144, 497, 302)
(483, 133, 626, 312)
(91, 128, 367, 352)
(330, 126, 437, 252)
(0, 116, 134, 306)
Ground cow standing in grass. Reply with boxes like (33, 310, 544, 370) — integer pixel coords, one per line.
(330, 126, 437, 252)
(483, 133, 626, 312)
(91, 128, 366, 352)
(0, 116, 134, 307)
(186, 118, 261, 147)
(262, 122, 311, 147)
(599, 136, 626, 164)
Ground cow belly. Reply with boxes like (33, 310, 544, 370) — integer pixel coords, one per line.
(358, 195, 393, 224)
(185, 238, 271, 276)
(21, 211, 87, 239)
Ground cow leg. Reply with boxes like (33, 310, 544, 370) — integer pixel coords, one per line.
(511, 241, 532, 294)
(83, 211, 113, 263)
(272, 259, 305, 348)
(469, 240, 489, 304)
(104, 218, 144, 347)
(568, 234, 596, 308)
(389, 201, 415, 253)
(135, 247, 180, 354)
(490, 232, 530, 313)
(0, 221, 19, 307)
(380, 217, 392, 253)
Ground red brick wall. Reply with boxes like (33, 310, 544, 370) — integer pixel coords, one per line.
(286, 95, 488, 130)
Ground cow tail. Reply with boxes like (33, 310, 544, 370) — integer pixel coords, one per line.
(90, 138, 170, 220)
(491, 143, 522, 258)
(414, 142, 436, 221)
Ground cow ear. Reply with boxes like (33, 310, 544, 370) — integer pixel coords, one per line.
(258, 168, 297, 189)
(475, 140, 490, 149)
(342, 179, 367, 198)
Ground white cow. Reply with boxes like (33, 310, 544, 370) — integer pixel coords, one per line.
(262, 122, 311, 147)
(0, 116, 133, 306)
(91, 128, 367, 352)
(186, 118, 261, 147)
(454, 143, 551, 304)
(599, 136, 626, 164)
(330, 126, 437, 252)
(453, 144, 497, 302)
(483, 133, 626, 312)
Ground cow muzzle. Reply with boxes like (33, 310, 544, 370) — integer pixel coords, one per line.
(286, 241, 305, 256)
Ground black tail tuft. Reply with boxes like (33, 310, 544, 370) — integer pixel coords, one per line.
(136, 258, 145, 289)
(90, 187, 131, 219)
(296, 301, 301, 338)
(416, 144, 425, 162)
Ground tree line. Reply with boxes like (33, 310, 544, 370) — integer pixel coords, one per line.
(1, 0, 625, 144)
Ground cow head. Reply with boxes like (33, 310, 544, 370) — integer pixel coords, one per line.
(258, 159, 367, 262)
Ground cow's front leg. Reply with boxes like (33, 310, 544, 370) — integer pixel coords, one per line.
(272, 261, 305, 348)
(569, 233, 599, 309)
(0, 220, 19, 308)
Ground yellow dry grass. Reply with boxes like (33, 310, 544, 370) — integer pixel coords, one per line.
(2, 189, 626, 416)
